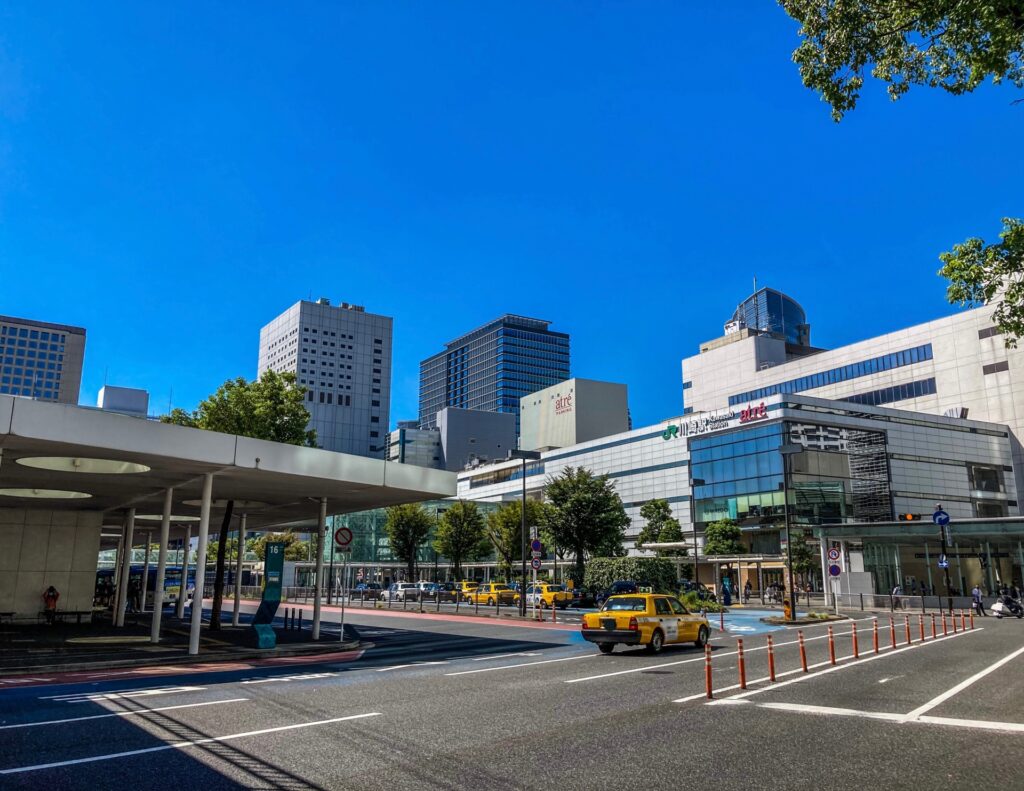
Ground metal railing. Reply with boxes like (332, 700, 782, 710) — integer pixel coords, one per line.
(830, 592, 982, 612)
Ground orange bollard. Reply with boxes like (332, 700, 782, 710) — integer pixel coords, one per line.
(705, 644, 713, 699)
(969, 608, 974, 630)
(905, 615, 912, 645)
(798, 629, 808, 672)
(827, 625, 836, 665)
(952, 610, 958, 633)
(889, 616, 896, 649)
(551, 605, 556, 624)
(942, 612, 949, 636)
(931, 613, 937, 640)
(737, 639, 747, 689)
(960, 610, 967, 631)
(872, 618, 879, 654)
(851, 623, 859, 658)
(919, 614, 925, 642)
(767, 634, 777, 681)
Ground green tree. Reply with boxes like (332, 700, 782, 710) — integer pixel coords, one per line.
(636, 499, 689, 557)
(543, 467, 630, 585)
(485, 500, 549, 581)
(779, 1, 1024, 122)
(384, 504, 433, 581)
(940, 217, 1024, 345)
(583, 556, 678, 595)
(161, 369, 314, 630)
(790, 533, 816, 586)
(247, 532, 310, 562)
(703, 518, 745, 556)
(434, 501, 488, 579)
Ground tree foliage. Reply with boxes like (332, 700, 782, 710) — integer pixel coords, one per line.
(789, 532, 816, 584)
(485, 500, 550, 581)
(636, 499, 688, 557)
(703, 518, 745, 556)
(434, 500, 489, 579)
(939, 217, 1024, 345)
(384, 504, 433, 581)
(780, 1, 1024, 121)
(247, 532, 310, 562)
(543, 467, 630, 585)
(583, 557, 678, 595)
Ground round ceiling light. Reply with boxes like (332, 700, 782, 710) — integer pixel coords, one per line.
(0, 488, 92, 499)
(15, 457, 151, 474)
(135, 514, 201, 522)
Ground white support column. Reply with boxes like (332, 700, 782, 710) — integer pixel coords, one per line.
(188, 473, 214, 655)
(312, 497, 327, 640)
(232, 513, 246, 627)
(150, 488, 173, 644)
(112, 526, 125, 618)
(925, 542, 934, 591)
(115, 508, 136, 627)
(175, 525, 192, 620)
(140, 531, 152, 613)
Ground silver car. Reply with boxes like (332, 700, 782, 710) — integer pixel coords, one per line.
(381, 582, 420, 602)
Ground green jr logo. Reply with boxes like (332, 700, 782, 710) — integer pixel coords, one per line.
(662, 425, 679, 441)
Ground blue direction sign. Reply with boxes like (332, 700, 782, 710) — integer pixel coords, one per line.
(932, 509, 950, 526)
(828, 564, 842, 577)
(938, 554, 949, 569)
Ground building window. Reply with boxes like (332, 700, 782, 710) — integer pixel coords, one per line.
(978, 326, 1002, 339)
(371, 400, 380, 407)
(841, 377, 937, 407)
(983, 361, 1009, 375)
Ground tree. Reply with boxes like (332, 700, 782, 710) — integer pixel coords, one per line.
(940, 217, 1024, 345)
(703, 518, 745, 556)
(247, 532, 310, 562)
(434, 501, 488, 579)
(790, 533, 816, 587)
(383, 504, 433, 581)
(636, 499, 689, 557)
(543, 467, 630, 586)
(161, 370, 314, 629)
(485, 500, 549, 581)
(779, 1, 1024, 122)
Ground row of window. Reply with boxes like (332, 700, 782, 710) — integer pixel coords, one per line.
(841, 377, 937, 407)
(728, 344, 934, 405)
(2, 351, 65, 364)
(0, 385, 57, 399)
(0, 326, 70, 343)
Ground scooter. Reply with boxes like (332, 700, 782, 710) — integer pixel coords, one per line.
(991, 596, 1024, 619)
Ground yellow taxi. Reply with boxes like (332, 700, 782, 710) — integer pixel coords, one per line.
(524, 583, 572, 610)
(455, 581, 480, 601)
(466, 583, 518, 606)
(581, 593, 710, 654)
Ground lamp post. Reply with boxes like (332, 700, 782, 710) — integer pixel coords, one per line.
(690, 478, 706, 588)
(509, 449, 542, 616)
(780, 443, 803, 622)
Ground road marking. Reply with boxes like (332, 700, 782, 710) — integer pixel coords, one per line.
(376, 661, 449, 672)
(470, 652, 541, 661)
(445, 654, 594, 676)
(241, 673, 337, 685)
(902, 643, 1024, 721)
(0, 712, 382, 775)
(40, 685, 206, 704)
(758, 702, 906, 722)
(753, 703, 1024, 733)
(0, 698, 249, 730)
(0, 677, 54, 685)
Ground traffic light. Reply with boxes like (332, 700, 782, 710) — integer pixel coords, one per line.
(898, 513, 923, 521)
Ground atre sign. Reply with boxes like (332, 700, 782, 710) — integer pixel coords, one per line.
(662, 409, 735, 440)
(554, 393, 573, 415)
(739, 402, 768, 423)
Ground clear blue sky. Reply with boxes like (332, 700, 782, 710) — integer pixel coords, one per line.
(1, 4, 1020, 428)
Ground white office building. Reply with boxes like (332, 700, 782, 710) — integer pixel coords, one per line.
(258, 298, 392, 458)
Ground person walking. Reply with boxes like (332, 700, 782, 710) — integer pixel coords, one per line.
(42, 585, 60, 625)
(127, 577, 141, 614)
(743, 581, 752, 604)
(972, 584, 988, 616)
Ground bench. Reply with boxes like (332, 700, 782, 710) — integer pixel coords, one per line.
(38, 610, 94, 625)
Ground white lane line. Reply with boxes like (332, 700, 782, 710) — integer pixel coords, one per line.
(759, 702, 906, 722)
(470, 652, 541, 661)
(915, 714, 1024, 733)
(376, 661, 448, 672)
(0, 699, 249, 730)
(753, 703, 1024, 733)
(241, 673, 336, 685)
(0, 712, 382, 775)
(445, 655, 594, 676)
(0, 678, 54, 685)
(39, 685, 205, 703)
(902, 643, 1024, 721)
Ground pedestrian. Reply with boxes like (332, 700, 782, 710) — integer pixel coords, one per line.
(743, 581, 751, 604)
(42, 585, 60, 625)
(127, 577, 141, 613)
(892, 584, 902, 610)
(911, 581, 918, 596)
(972, 584, 987, 616)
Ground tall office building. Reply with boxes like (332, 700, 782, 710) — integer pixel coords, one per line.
(418, 315, 570, 433)
(258, 299, 392, 458)
(0, 315, 86, 404)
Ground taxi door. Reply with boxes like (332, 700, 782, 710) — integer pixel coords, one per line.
(668, 596, 698, 640)
(653, 597, 679, 642)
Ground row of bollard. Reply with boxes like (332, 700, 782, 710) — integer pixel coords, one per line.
(705, 609, 975, 699)
(282, 607, 303, 631)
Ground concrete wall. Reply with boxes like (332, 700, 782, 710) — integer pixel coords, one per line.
(0, 508, 102, 618)
(520, 378, 629, 451)
(439, 407, 516, 471)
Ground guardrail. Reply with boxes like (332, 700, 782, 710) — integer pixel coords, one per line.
(830, 592, 988, 612)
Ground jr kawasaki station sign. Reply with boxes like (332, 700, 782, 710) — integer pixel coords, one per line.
(661, 402, 769, 441)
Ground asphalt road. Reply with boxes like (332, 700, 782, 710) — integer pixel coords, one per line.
(1, 608, 1021, 790)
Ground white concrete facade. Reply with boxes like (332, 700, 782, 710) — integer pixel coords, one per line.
(519, 378, 629, 452)
(258, 299, 392, 458)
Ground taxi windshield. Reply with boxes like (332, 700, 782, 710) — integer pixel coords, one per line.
(601, 597, 647, 612)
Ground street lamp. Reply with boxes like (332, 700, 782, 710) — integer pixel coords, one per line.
(779, 443, 803, 622)
(690, 478, 706, 588)
(509, 449, 542, 616)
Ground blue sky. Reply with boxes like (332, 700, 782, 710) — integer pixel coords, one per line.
(1, 3, 1020, 428)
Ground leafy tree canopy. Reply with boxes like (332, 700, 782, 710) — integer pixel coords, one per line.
(486, 500, 550, 581)
(636, 499, 688, 557)
(584, 557, 678, 595)
(384, 504, 433, 580)
(247, 532, 310, 562)
(434, 500, 489, 579)
(703, 519, 745, 556)
(780, 0, 1024, 121)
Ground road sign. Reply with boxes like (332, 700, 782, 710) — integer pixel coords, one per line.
(531, 550, 542, 559)
(333, 527, 353, 549)
(938, 554, 949, 569)
(530, 558, 542, 570)
(357, 568, 364, 581)
(530, 539, 542, 553)
(827, 548, 840, 562)
(828, 564, 842, 577)
(932, 509, 950, 526)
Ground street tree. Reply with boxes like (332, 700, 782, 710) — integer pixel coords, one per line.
(433, 500, 488, 579)
(790, 532, 816, 587)
(247, 532, 310, 562)
(543, 467, 630, 585)
(384, 504, 433, 581)
(703, 518, 745, 556)
(779, 1, 1024, 122)
(161, 370, 314, 629)
(486, 500, 549, 581)
(636, 499, 688, 557)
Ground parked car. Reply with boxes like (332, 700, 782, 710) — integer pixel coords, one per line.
(524, 583, 572, 609)
(456, 581, 481, 601)
(353, 582, 382, 599)
(679, 581, 717, 603)
(380, 582, 420, 602)
(435, 582, 460, 602)
(465, 583, 518, 606)
(581, 593, 710, 654)
(415, 582, 445, 600)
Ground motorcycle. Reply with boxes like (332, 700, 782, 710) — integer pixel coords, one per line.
(991, 596, 1024, 619)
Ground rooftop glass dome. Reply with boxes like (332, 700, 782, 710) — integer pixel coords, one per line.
(727, 287, 810, 346)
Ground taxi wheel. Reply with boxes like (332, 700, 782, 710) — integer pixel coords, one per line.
(598, 643, 615, 654)
(487, 597, 495, 606)
(695, 626, 710, 648)
(540, 600, 548, 609)
(646, 629, 665, 654)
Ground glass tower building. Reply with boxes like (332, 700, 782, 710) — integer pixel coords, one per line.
(727, 287, 810, 346)
(418, 315, 570, 433)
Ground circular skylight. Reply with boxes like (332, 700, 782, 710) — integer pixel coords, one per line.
(0, 488, 92, 499)
(15, 457, 151, 474)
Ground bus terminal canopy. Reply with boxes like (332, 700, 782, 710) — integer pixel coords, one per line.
(0, 394, 456, 528)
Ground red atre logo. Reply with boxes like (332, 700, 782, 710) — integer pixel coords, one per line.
(739, 402, 768, 423)
(555, 394, 573, 415)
